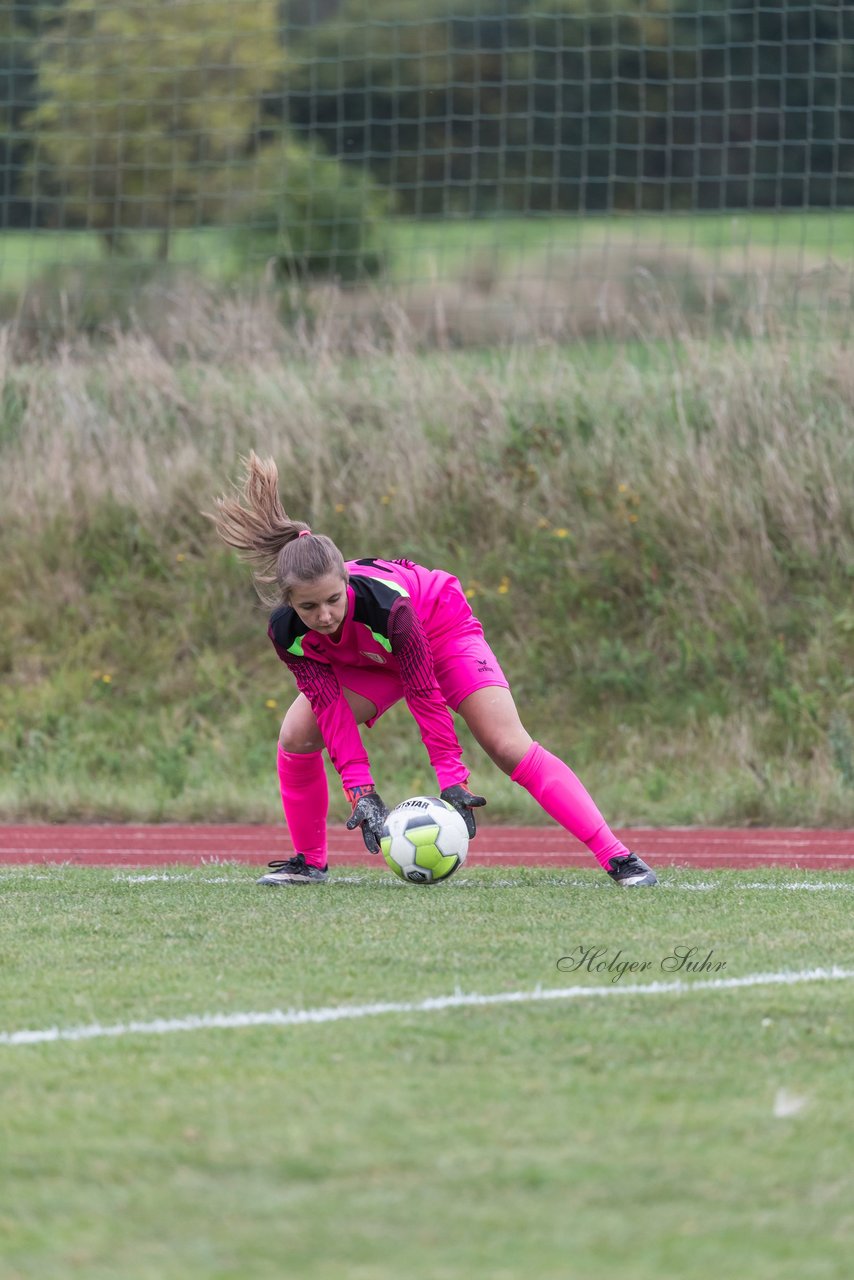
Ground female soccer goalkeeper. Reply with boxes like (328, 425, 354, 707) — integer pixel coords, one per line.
(211, 453, 657, 888)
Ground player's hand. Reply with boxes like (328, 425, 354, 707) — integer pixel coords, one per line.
(440, 784, 487, 838)
(345, 787, 389, 855)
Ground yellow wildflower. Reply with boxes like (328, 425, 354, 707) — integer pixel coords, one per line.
(265, 699, 278, 709)
(553, 527, 569, 538)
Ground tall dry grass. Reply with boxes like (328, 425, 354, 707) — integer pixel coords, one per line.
(3, 239, 852, 361)
(1, 317, 851, 594)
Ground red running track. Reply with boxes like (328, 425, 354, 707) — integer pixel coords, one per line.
(0, 825, 851, 869)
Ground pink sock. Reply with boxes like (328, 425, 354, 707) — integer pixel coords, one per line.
(510, 742, 630, 870)
(277, 746, 329, 868)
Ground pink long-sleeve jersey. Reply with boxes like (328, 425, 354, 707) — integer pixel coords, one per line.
(268, 557, 471, 794)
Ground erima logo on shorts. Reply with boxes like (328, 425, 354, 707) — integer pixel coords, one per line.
(361, 651, 387, 664)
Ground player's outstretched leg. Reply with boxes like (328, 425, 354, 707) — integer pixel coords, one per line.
(458, 687, 658, 886)
(512, 743, 658, 887)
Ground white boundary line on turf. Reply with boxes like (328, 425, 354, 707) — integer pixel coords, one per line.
(2, 966, 852, 1048)
(106, 874, 854, 890)
(2, 869, 852, 890)
(676, 881, 854, 892)
(4, 870, 851, 891)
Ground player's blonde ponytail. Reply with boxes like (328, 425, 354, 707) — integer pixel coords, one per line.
(208, 452, 346, 606)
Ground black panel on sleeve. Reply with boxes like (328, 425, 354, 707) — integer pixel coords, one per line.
(349, 573, 409, 643)
(268, 605, 311, 659)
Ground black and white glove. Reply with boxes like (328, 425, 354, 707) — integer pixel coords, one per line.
(440, 784, 487, 838)
(345, 787, 389, 855)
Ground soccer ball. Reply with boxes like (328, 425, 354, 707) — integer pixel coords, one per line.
(380, 796, 469, 884)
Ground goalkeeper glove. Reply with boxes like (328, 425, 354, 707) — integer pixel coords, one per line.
(440, 784, 487, 838)
(345, 786, 389, 855)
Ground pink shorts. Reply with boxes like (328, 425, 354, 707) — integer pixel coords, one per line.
(338, 613, 509, 725)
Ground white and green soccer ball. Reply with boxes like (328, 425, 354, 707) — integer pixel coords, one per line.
(380, 796, 469, 884)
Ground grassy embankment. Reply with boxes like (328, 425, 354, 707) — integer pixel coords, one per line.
(0, 319, 852, 825)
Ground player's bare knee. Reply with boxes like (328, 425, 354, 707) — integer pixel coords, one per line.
(278, 723, 322, 754)
(485, 738, 529, 775)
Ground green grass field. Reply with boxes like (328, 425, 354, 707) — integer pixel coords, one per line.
(1, 864, 852, 1280)
(1, 209, 853, 291)
(385, 209, 854, 284)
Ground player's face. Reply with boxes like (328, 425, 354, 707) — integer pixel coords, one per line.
(289, 572, 348, 635)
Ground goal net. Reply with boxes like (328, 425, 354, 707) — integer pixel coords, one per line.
(2, 0, 852, 343)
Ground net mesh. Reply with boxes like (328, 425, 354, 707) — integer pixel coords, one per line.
(1, 0, 852, 344)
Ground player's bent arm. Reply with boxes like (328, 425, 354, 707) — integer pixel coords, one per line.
(388, 598, 469, 791)
(281, 653, 374, 793)
(282, 655, 390, 853)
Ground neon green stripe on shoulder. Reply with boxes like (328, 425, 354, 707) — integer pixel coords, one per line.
(358, 574, 409, 598)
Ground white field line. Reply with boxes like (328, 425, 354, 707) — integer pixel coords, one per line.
(676, 881, 854, 892)
(109, 874, 854, 890)
(2, 871, 853, 890)
(2, 967, 852, 1049)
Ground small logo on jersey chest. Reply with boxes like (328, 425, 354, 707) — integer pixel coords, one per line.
(361, 651, 387, 664)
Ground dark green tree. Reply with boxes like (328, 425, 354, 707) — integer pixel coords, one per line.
(669, 0, 854, 209)
(285, 0, 854, 214)
(25, 0, 284, 257)
(0, 0, 60, 228)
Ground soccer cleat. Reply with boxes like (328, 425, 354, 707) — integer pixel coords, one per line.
(256, 854, 328, 885)
(606, 852, 658, 887)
